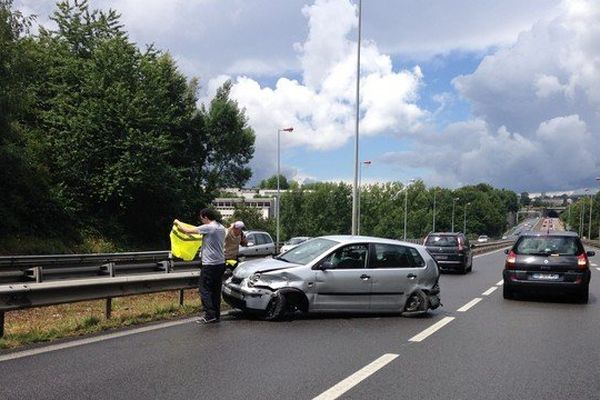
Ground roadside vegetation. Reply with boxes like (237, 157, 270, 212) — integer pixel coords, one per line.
(0, 291, 203, 349)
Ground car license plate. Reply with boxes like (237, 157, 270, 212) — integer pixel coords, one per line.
(532, 273, 560, 280)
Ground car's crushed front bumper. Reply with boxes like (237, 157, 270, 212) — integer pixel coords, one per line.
(222, 278, 274, 312)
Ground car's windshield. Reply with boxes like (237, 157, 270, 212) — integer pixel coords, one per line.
(425, 235, 458, 247)
(515, 236, 581, 256)
(277, 238, 338, 265)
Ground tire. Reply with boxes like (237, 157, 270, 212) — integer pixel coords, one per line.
(576, 286, 589, 304)
(404, 290, 428, 314)
(263, 292, 287, 321)
(503, 285, 515, 300)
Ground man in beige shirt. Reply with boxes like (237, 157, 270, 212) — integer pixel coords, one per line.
(224, 221, 247, 277)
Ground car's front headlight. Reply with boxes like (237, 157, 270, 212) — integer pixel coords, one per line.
(248, 272, 273, 287)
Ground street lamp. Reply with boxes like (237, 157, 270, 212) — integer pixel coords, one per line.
(596, 177, 600, 240)
(581, 189, 588, 237)
(403, 179, 415, 240)
(357, 160, 372, 235)
(276, 127, 293, 252)
(351, 0, 363, 235)
(463, 202, 471, 234)
(588, 186, 594, 240)
(451, 197, 460, 233)
(432, 189, 437, 233)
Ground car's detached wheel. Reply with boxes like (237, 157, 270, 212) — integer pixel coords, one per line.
(264, 292, 287, 321)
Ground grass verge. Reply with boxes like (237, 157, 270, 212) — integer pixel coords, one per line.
(0, 290, 206, 349)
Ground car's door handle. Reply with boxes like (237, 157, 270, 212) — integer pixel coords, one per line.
(407, 273, 417, 279)
(360, 274, 371, 280)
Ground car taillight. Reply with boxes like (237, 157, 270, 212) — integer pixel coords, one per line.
(458, 238, 464, 252)
(505, 250, 517, 270)
(577, 253, 589, 269)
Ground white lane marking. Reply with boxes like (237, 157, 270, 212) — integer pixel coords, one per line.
(312, 353, 399, 400)
(496, 280, 504, 286)
(591, 263, 598, 267)
(409, 317, 455, 342)
(456, 298, 482, 312)
(482, 287, 498, 296)
(596, 267, 600, 272)
(473, 246, 511, 259)
(0, 317, 198, 363)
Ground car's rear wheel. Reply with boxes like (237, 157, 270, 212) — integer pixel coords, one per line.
(404, 290, 428, 314)
(575, 285, 589, 304)
(263, 292, 287, 321)
(503, 285, 515, 300)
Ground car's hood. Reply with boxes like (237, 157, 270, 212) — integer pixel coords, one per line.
(233, 257, 302, 278)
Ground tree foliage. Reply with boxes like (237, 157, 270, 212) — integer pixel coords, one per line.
(1, 1, 255, 251)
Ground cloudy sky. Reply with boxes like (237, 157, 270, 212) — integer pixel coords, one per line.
(15, 0, 600, 192)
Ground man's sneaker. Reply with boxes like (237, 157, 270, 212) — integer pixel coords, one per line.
(196, 316, 219, 324)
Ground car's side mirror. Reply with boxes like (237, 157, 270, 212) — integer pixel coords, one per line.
(504, 249, 510, 254)
(247, 242, 255, 247)
(315, 261, 334, 270)
(587, 251, 596, 257)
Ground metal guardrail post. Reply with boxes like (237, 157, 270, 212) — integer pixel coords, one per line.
(179, 290, 185, 306)
(0, 311, 4, 338)
(105, 298, 112, 320)
(34, 266, 43, 283)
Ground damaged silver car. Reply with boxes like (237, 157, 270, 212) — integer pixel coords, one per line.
(222, 235, 441, 320)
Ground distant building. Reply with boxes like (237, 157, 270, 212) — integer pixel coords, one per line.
(212, 188, 285, 219)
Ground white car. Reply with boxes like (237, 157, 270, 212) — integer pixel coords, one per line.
(279, 236, 311, 254)
(477, 235, 489, 243)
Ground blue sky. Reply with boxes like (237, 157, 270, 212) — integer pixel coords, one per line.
(15, 0, 600, 192)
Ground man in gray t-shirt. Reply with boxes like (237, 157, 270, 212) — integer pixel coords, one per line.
(174, 208, 225, 324)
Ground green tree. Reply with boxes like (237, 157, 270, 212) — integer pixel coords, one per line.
(260, 174, 289, 190)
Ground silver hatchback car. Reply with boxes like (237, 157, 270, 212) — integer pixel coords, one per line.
(222, 235, 441, 320)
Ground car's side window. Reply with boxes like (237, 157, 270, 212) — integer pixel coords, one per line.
(370, 244, 420, 269)
(261, 234, 273, 244)
(246, 234, 255, 244)
(254, 234, 266, 245)
(323, 244, 369, 269)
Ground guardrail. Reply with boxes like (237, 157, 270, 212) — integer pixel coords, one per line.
(0, 240, 513, 337)
(582, 239, 600, 249)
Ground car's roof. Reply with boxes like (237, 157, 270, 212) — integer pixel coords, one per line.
(319, 235, 418, 246)
(427, 232, 462, 236)
(518, 231, 580, 237)
(244, 230, 271, 235)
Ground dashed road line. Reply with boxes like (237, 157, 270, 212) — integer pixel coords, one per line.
(312, 353, 399, 400)
(482, 286, 498, 296)
(457, 298, 482, 312)
(496, 280, 504, 286)
(596, 267, 600, 272)
(409, 317, 455, 342)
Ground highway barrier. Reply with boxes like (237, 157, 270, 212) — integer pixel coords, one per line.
(0, 240, 513, 337)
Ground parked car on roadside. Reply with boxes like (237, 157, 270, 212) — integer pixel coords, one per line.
(222, 235, 441, 320)
(502, 231, 593, 303)
(279, 236, 311, 254)
(477, 235, 489, 243)
(423, 232, 473, 274)
(238, 231, 276, 257)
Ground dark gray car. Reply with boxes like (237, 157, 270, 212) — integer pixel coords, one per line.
(222, 235, 441, 320)
(502, 231, 594, 303)
(423, 232, 473, 274)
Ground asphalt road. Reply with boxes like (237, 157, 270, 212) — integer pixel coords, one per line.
(1, 246, 599, 400)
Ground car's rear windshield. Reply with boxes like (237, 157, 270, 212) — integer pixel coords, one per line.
(277, 238, 338, 265)
(514, 236, 583, 256)
(425, 235, 458, 247)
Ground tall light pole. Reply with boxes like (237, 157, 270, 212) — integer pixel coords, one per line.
(451, 197, 460, 233)
(566, 198, 572, 231)
(580, 190, 587, 237)
(357, 160, 371, 235)
(432, 189, 437, 233)
(403, 179, 415, 240)
(596, 177, 600, 240)
(588, 187, 594, 240)
(463, 202, 471, 234)
(351, 0, 362, 235)
(276, 127, 293, 252)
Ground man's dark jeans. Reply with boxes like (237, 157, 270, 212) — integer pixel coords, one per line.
(199, 263, 225, 320)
